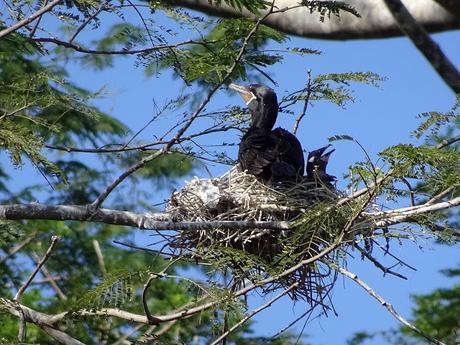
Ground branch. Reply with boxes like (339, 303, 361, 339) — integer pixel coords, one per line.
(174, 0, 459, 39)
(436, 134, 460, 149)
(210, 282, 299, 345)
(30, 252, 67, 300)
(1, 298, 83, 345)
(92, 240, 107, 276)
(14, 235, 61, 302)
(1, 195, 458, 232)
(0, 203, 290, 230)
(33, 37, 217, 55)
(339, 137, 457, 206)
(0, 0, 63, 39)
(382, 0, 460, 93)
(292, 70, 312, 135)
(336, 266, 446, 345)
(372, 196, 460, 227)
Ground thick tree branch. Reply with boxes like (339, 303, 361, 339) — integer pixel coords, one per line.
(0, 196, 458, 232)
(174, 0, 459, 39)
(1, 298, 83, 345)
(0, 203, 290, 230)
(382, 0, 460, 93)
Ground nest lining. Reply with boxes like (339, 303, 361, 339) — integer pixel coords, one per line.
(166, 167, 344, 303)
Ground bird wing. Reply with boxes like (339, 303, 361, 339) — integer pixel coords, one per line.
(238, 128, 278, 177)
(271, 128, 305, 176)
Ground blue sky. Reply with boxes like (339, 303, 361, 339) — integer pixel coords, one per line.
(3, 5, 460, 344)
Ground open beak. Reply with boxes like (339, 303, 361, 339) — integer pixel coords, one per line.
(229, 83, 256, 105)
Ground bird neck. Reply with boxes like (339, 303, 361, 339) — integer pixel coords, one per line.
(250, 108, 277, 132)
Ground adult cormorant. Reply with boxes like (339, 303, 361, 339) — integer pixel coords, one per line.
(229, 83, 304, 182)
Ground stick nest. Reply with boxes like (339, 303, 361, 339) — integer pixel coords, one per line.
(167, 167, 346, 305)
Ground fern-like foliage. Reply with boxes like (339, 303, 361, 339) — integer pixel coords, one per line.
(73, 270, 144, 311)
(147, 17, 287, 86)
(380, 144, 460, 194)
(412, 110, 459, 139)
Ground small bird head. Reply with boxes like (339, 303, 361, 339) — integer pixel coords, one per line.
(229, 83, 278, 131)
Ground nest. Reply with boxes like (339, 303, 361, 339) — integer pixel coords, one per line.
(167, 167, 345, 306)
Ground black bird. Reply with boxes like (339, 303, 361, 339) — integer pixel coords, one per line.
(306, 145, 336, 185)
(229, 83, 304, 182)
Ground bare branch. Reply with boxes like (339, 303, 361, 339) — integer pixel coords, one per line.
(33, 37, 217, 55)
(0, 203, 290, 230)
(336, 266, 446, 345)
(353, 243, 407, 280)
(69, 1, 108, 43)
(14, 236, 61, 302)
(41, 325, 85, 345)
(373, 196, 460, 227)
(30, 252, 67, 301)
(425, 184, 458, 205)
(1, 298, 84, 345)
(1, 195, 459, 233)
(92, 240, 107, 276)
(0, 0, 63, 39)
(210, 282, 299, 345)
(292, 70, 312, 135)
(382, 0, 460, 93)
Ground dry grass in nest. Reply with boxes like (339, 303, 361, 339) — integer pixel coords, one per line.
(167, 167, 345, 305)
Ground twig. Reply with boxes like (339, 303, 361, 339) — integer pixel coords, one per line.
(14, 236, 61, 302)
(31, 252, 67, 300)
(382, 0, 460, 93)
(33, 37, 216, 55)
(292, 70, 312, 135)
(210, 282, 299, 345)
(270, 306, 314, 339)
(110, 324, 145, 345)
(353, 243, 407, 280)
(69, 1, 108, 43)
(0, 0, 63, 39)
(336, 266, 446, 345)
(0, 232, 36, 265)
(29, 0, 49, 38)
(142, 274, 164, 325)
(92, 240, 107, 276)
